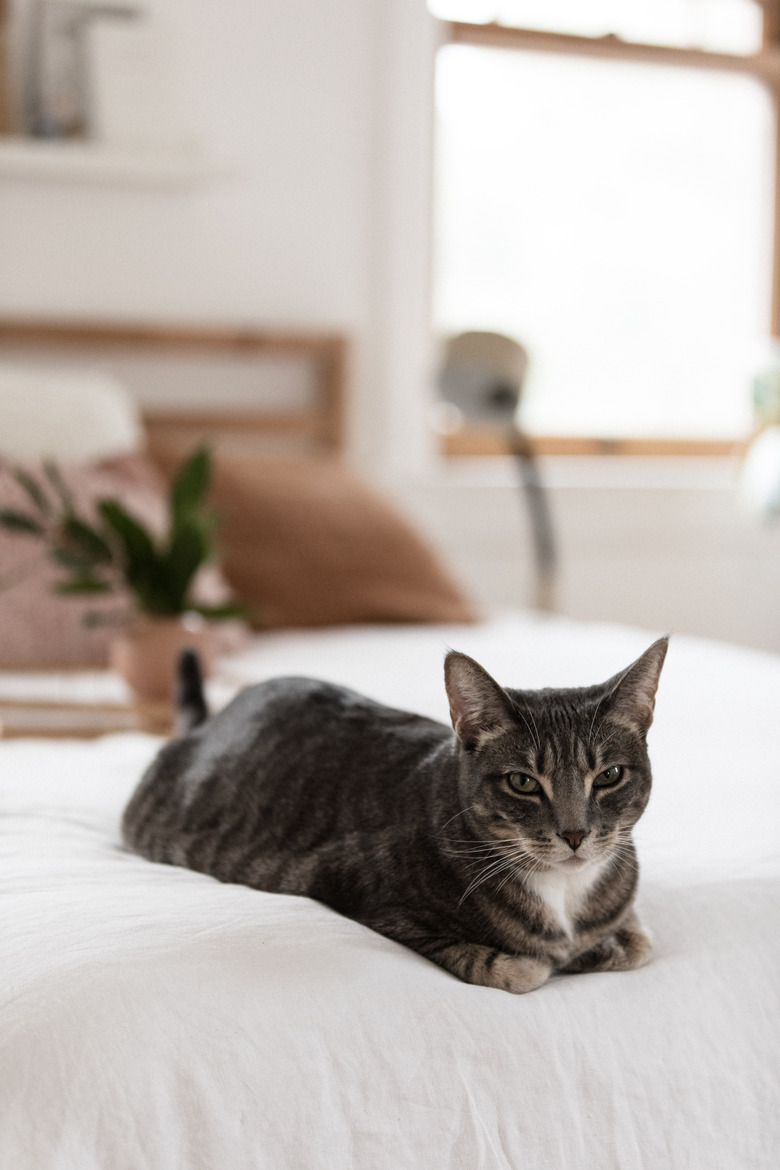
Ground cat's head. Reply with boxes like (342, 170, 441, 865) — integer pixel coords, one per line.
(443, 639, 668, 872)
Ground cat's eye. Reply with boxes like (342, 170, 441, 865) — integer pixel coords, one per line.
(594, 765, 624, 788)
(506, 772, 540, 795)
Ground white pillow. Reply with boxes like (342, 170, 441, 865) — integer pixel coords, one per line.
(0, 365, 143, 464)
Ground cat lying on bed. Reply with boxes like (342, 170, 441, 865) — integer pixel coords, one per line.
(122, 639, 667, 994)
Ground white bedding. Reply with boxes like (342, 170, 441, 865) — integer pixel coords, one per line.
(1, 613, 778, 1169)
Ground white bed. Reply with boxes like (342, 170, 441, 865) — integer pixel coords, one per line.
(1, 611, 778, 1169)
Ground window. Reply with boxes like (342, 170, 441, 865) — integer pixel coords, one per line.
(430, 1, 777, 452)
(429, 0, 764, 53)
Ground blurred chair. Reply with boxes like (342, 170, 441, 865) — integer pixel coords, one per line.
(438, 331, 556, 611)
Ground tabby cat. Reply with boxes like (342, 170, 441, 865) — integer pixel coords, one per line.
(122, 638, 667, 994)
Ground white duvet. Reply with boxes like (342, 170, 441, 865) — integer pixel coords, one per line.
(1, 614, 778, 1169)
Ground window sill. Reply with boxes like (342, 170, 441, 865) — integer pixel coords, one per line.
(428, 454, 741, 491)
(439, 426, 745, 459)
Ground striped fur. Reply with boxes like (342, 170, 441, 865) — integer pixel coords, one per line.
(122, 639, 667, 993)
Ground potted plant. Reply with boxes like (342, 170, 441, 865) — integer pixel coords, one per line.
(0, 445, 245, 701)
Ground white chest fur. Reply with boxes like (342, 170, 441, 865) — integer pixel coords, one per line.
(524, 862, 606, 937)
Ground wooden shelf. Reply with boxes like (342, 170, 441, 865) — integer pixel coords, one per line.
(0, 698, 173, 739)
(0, 137, 234, 188)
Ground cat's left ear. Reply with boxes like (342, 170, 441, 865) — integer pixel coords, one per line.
(444, 651, 517, 750)
(605, 637, 669, 735)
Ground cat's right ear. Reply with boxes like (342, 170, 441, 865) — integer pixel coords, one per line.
(605, 636, 669, 736)
(444, 651, 516, 750)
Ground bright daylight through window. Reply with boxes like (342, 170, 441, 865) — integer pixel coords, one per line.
(430, 1, 775, 442)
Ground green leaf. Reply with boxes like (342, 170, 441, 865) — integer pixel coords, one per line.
(191, 601, 251, 621)
(97, 498, 165, 613)
(97, 499, 158, 573)
(43, 461, 74, 512)
(50, 546, 96, 572)
(54, 576, 113, 595)
(0, 508, 44, 535)
(170, 445, 211, 524)
(62, 515, 114, 564)
(12, 468, 52, 516)
(161, 521, 209, 612)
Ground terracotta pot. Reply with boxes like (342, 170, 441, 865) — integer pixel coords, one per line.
(109, 617, 212, 704)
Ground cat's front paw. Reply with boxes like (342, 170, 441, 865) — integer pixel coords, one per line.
(485, 954, 552, 994)
(562, 919, 652, 975)
(614, 920, 652, 970)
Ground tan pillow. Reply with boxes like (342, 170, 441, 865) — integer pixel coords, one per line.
(210, 456, 476, 628)
(0, 455, 242, 667)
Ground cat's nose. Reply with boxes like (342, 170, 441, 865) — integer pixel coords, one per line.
(558, 829, 590, 851)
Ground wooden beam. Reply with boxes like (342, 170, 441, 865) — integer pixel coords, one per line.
(0, 318, 342, 356)
(763, 1, 780, 48)
(448, 21, 780, 83)
(0, 0, 14, 135)
(314, 335, 349, 452)
(141, 409, 324, 435)
(441, 427, 745, 458)
(772, 89, 780, 338)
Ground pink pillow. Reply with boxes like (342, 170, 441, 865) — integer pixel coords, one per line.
(0, 455, 240, 668)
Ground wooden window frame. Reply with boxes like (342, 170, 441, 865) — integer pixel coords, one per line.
(438, 2, 780, 457)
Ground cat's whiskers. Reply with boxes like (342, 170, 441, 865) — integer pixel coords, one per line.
(495, 860, 526, 897)
(443, 844, 503, 858)
(494, 848, 544, 894)
(457, 853, 517, 908)
(440, 836, 496, 848)
(492, 838, 543, 871)
(610, 842, 638, 867)
(438, 805, 478, 833)
(455, 836, 544, 907)
(495, 840, 539, 864)
(609, 856, 639, 880)
(440, 833, 506, 855)
(604, 834, 640, 876)
(445, 843, 525, 867)
(440, 832, 529, 857)
(456, 837, 545, 907)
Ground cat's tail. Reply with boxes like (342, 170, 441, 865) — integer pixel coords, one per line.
(175, 648, 209, 735)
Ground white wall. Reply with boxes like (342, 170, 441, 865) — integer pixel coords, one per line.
(2, 0, 780, 652)
(2, 1, 372, 326)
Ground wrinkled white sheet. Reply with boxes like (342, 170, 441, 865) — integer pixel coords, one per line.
(1, 614, 778, 1169)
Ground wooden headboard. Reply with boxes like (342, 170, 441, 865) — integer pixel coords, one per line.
(0, 319, 348, 470)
